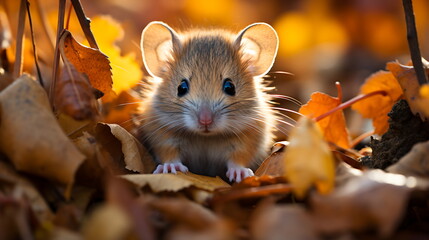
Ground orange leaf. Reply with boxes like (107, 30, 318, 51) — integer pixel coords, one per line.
(299, 90, 350, 149)
(351, 70, 403, 135)
(61, 30, 113, 97)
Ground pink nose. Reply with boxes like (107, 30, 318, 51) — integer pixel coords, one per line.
(198, 107, 213, 126)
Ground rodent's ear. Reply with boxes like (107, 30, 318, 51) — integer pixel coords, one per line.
(141, 21, 182, 77)
(234, 23, 278, 76)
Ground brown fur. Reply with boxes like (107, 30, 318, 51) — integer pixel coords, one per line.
(137, 23, 278, 179)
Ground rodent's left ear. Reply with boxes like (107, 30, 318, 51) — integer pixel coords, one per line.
(234, 23, 279, 76)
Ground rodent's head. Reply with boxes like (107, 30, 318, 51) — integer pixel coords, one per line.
(141, 22, 278, 135)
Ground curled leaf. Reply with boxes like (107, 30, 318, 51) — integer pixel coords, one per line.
(96, 123, 154, 173)
(60, 30, 112, 96)
(55, 63, 99, 120)
(0, 74, 85, 187)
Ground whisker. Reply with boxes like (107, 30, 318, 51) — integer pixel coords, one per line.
(269, 94, 302, 106)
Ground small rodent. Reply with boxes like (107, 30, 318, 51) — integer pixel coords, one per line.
(137, 21, 279, 182)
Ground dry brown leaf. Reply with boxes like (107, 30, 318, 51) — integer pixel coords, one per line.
(387, 140, 429, 178)
(255, 141, 288, 176)
(255, 142, 289, 176)
(0, 74, 85, 187)
(251, 203, 318, 240)
(310, 170, 417, 237)
(121, 172, 230, 193)
(387, 61, 428, 120)
(96, 123, 154, 173)
(55, 63, 99, 121)
(60, 30, 113, 96)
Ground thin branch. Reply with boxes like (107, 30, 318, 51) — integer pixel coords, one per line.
(65, 1, 73, 30)
(402, 0, 428, 85)
(13, 0, 26, 79)
(70, 0, 99, 49)
(26, 0, 43, 87)
(49, 0, 66, 107)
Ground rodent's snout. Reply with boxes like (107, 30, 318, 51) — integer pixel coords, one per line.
(198, 106, 213, 127)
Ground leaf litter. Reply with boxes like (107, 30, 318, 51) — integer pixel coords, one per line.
(0, 1, 429, 240)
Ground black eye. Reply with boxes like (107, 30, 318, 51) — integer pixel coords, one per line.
(177, 79, 189, 97)
(222, 78, 235, 96)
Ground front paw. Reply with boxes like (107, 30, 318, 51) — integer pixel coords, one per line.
(153, 161, 189, 174)
(226, 165, 254, 182)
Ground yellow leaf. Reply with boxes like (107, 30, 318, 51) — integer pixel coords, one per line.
(90, 16, 143, 94)
(283, 117, 335, 198)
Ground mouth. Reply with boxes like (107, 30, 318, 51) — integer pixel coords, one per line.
(198, 125, 213, 134)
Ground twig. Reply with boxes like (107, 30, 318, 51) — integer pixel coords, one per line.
(314, 90, 387, 122)
(13, 0, 26, 79)
(49, 0, 66, 107)
(65, 1, 73, 30)
(26, 0, 44, 87)
(402, 0, 428, 85)
(70, 0, 99, 49)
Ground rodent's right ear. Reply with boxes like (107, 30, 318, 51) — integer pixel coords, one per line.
(141, 21, 182, 77)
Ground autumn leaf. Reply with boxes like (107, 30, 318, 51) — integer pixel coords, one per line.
(89, 16, 143, 94)
(387, 61, 429, 120)
(96, 123, 154, 173)
(255, 141, 288, 176)
(351, 69, 403, 135)
(283, 116, 336, 198)
(0, 74, 85, 188)
(55, 62, 99, 121)
(299, 88, 350, 149)
(121, 172, 230, 193)
(60, 30, 113, 97)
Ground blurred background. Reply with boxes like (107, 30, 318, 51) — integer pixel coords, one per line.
(2, 0, 429, 139)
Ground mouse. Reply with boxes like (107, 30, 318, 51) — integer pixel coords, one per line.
(136, 21, 279, 182)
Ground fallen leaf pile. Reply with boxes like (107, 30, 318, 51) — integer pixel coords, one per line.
(1, 1, 429, 240)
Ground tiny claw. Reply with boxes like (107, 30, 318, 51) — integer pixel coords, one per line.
(226, 164, 254, 183)
(153, 161, 189, 174)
